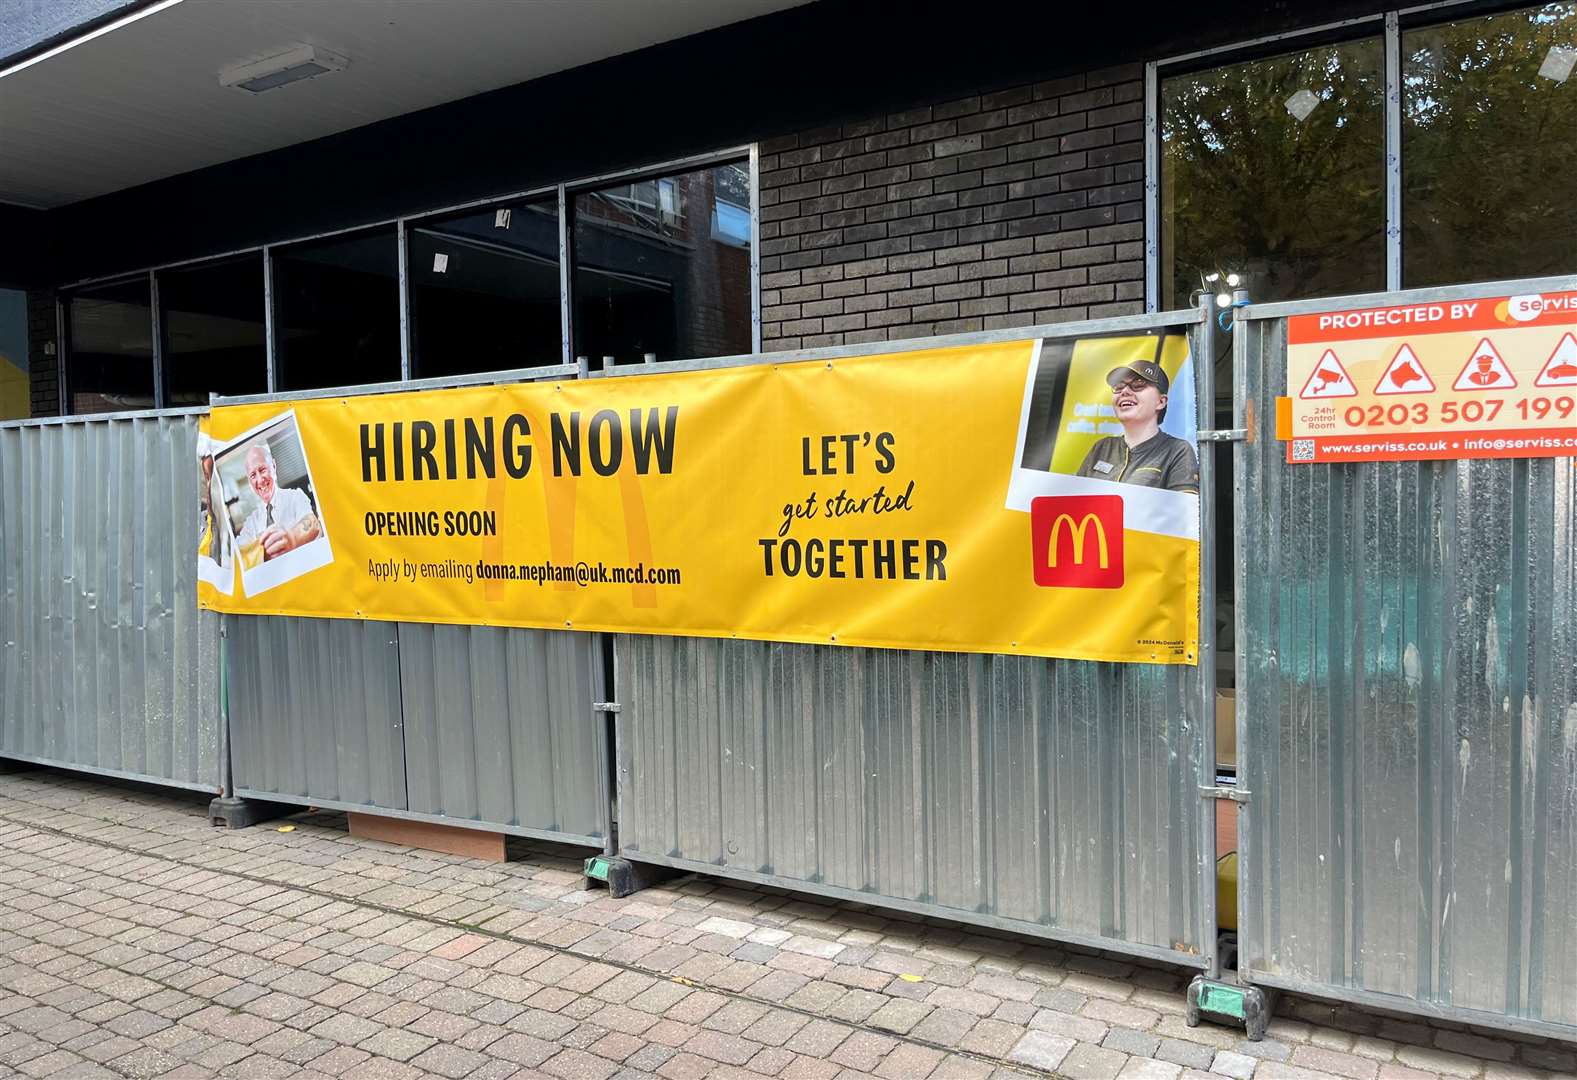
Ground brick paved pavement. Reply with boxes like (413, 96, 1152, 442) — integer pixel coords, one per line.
(0, 768, 1571, 1080)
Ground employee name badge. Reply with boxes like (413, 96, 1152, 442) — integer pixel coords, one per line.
(1093, 460, 1114, 474)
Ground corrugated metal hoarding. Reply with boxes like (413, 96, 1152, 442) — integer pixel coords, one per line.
(227, 612, 608, 846)
(397, 624, 608, 845)
(1236, 303, 1577, 1037)
(614, 635, 1211, 965)
(0, 413, 221, 791)
(228, 614, 407, 810)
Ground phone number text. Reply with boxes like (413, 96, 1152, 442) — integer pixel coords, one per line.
(1340, 396, 1575, 428)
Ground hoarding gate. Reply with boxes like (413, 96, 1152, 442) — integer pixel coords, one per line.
(1231, 276, 1577, 1041)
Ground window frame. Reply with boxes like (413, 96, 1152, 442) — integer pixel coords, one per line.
(54, 144, 760, 415)
(59, 270, 160, 415)
(1145, 0, 1553, 311)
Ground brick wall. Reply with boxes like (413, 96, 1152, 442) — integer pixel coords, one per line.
(27, 289, 57, 417)
(758, 64, 1144, 350)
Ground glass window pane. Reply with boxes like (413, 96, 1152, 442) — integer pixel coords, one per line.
(159, 255, 267, 405)
(273, 227, 399, 391)
(1403, 4, 1577, 288)
(0, 288, 29, 420)
(410, 199, 561, 378)
(1161, 39, 1386, 308)
(66, 278, 154, 414)
(574, 161, 752, 365)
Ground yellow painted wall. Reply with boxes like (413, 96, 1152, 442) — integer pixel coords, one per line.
(0, 352, 29, 420)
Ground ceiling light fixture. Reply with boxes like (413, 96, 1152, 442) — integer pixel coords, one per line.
(219, 44, 349, 94)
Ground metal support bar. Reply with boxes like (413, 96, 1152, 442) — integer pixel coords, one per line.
(1143, 61, 1160, 313)
(748, 142, 763, 352)
(1194, 294, 1222, 980)
(1384, 11, 1403, 292)
(558, 184, 574, 366)
(149, 269, 165, 409)
(263, 246, 277, 393)
(54, 295, 67, 416)
(397, 218, 412, 381)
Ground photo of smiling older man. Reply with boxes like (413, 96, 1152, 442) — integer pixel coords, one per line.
(213, 410, 335, 596)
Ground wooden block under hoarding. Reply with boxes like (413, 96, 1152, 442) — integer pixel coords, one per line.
(348, 812, 506, 862)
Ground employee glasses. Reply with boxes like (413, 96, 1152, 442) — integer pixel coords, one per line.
(1112, 377, 1154, 393)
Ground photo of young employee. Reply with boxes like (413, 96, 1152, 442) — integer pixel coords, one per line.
(1075, 359, 1199, 493)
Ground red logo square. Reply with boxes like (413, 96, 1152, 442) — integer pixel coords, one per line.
(1031, 495, 1124, 588)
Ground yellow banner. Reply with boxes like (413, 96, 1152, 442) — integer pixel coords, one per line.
(198, 336, 1200, 663)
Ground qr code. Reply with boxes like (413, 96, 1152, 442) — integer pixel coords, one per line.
(1291, 439, 1316, 461)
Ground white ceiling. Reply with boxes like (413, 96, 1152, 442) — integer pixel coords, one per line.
(0, 0, 805, 209)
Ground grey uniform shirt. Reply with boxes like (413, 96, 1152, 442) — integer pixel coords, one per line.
(1075, 430, 1199, 492)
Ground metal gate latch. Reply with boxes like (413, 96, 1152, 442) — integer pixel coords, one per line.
(593, 702, 621, 714)
(1196, 428, 1248, 442)
(1200, 785, 1250, 803)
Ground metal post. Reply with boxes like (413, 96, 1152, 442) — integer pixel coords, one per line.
(397, 218, 412, 381)
(1384, 11, 1403, 292)
(558, 184, 574, 366)
(1195, 295, 1221, 978)
(218, 614, 232, 798)
(149, 270, 165, 409)
(55, 295, 68, 416)
(748, 142, 763, 352)
(263, 246, 277, 393)
(1144, 62, 1161, 313)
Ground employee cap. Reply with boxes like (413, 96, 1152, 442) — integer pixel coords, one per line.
(1106, 359, 1169, 395)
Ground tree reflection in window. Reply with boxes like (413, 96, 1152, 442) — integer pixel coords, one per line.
(1161, 39, 1386, 308)
(1404, 3, 1577, 287)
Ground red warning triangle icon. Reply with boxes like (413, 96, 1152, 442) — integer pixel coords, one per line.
(1534, 332, 1577, 388)
(1298, 349, 1357, 399)
(1373, 343, 1435, 395)
(1452, 338, 1517, 391)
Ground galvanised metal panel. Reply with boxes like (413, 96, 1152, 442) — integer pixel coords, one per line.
(397, 623, 607, 845)
(0, 414, 220, 791)
(616, 635, 1210, 966)
(228, 614, 406, 809)
(1236, 314, 1577, 1037)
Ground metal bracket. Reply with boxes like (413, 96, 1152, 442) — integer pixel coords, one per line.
(593, 702, 621, 714)
(1201, 786, 1251, 803)
(1197, 428, 1248, 442)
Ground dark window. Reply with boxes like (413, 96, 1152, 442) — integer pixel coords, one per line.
(272, 228, 400, 391)
(159, 255, 267, 405)
(65, 277, 154, 414)
(1161, 38, 1386, 307)
(573, 161, 752, 366)
(1403, 4, 1577, 288)
(410, 199, 561, 378)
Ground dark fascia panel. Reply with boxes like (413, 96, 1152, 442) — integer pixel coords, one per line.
(0, 202, 54, 289)
(0, 0, 149, 68)
(48, 0, 1391, 284)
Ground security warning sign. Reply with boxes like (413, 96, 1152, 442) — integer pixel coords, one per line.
(1373, 344, 1434, 395)
(1286, 292, 1577, 463)
(1535, 333, 1577, 387)
(1298, 349, 1357, 399)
